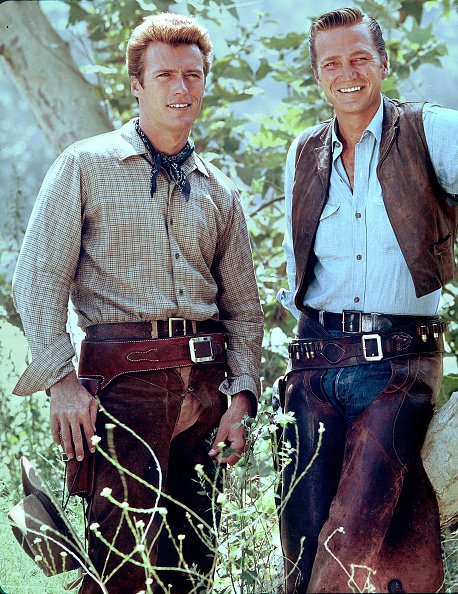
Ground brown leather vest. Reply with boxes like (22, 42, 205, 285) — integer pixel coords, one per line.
(292, 96, 457, 312)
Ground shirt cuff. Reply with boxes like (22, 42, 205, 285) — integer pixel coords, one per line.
(219, 375, 259, 417)
(277, 287, 301, 320)
(13, 334, 76, 396)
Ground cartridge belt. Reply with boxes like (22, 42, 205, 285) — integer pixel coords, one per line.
(289, 323, 446, 370)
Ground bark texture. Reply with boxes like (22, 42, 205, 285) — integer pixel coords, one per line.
(0, 0, 112, 153)
(421, 391, 458, 529)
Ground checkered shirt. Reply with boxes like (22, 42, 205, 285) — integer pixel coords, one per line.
(12, 119, 263, 399)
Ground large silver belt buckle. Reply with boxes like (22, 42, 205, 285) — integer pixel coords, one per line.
(362, 334, 383, 361)
(189, 336, 214, 363)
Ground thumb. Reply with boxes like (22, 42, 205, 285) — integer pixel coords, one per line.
(209, 426, 227, 458)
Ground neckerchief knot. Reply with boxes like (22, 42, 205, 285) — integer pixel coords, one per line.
(135, 119, 194, 201)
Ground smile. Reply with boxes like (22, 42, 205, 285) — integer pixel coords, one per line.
(168, 103, 191, 108)
(339, 86, 362, 93)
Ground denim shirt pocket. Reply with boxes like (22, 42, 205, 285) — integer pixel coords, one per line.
(314, 203, 341, 261)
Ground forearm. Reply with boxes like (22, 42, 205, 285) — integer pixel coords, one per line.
(214, 195, 264, 405)
(12, 150, 83, 395)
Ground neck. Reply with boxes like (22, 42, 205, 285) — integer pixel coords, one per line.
(334, 103, 380, 148)
(138, 117, 190, 155)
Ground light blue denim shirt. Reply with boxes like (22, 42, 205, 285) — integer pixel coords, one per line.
(279, 97, 458, 319)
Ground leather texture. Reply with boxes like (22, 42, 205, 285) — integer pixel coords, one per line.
(78, 333, 227, 390)
(85, 319, 221, 340)
(280, 354, 444, 593)
(79, 365, 228, 594)
(288, 328, 444, 370)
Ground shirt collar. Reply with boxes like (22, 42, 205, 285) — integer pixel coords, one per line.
(115, 118, 209, 178)
(331, 94, 384, 157)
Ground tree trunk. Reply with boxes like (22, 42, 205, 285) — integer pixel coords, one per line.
(421, 391, 458, 529)
(0, 0, 112, 153)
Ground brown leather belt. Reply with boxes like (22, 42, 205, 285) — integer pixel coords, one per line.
(289, 329, 445, 371)
(86, 318, 221, 340)
(78, 333, 227, 390)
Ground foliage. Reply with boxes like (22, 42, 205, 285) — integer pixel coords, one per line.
(0, 0, 456, 381)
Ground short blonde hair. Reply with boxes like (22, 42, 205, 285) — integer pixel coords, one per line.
(127, 12, 213, 84)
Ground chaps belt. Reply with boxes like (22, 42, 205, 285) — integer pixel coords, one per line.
(289, 326, 445, 371)
(78, 333, 227, 390)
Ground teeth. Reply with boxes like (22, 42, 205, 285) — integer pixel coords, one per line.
(340, 86, 362, 93)
(169, 104, 189, 108)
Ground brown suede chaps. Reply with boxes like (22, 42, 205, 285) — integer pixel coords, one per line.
(79, 364, 227, 594)
(279, 353, 444, 593)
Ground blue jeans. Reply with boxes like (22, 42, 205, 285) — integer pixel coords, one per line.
(323, 366, 392, 424)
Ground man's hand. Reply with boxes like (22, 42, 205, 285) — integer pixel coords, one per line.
(208, 391, 253, 466)
(50, 371, 98, 461)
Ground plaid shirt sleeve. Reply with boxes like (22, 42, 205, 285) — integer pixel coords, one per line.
(12, 151, 83, 395)
(213, 191, 264, 404)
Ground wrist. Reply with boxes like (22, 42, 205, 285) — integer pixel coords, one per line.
(231, 391, 254, 417)
(48, 371, 78, 396)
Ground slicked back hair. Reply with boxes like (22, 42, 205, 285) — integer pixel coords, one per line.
(127, 12, 213, 85)
(309, 7, 387, 72)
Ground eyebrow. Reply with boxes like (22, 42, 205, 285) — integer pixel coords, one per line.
(151, 67, 204, 75)
(319, 49, 373, 63)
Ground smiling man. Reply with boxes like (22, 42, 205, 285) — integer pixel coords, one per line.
(12, 12, 263, 594)
(276, 7, 457, 594)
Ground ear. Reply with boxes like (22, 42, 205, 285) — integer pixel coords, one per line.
(381, 55, 389, 80)
(131, 76, 142, 97)
(314, 69, 322, 87)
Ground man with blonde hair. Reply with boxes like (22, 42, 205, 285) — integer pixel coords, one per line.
(13, 12, 263, 594)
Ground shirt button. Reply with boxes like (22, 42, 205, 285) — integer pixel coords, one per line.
(355, 212, 361, 219)
(179, 288, 183, 295)
(175, 253, 180, 259)
(170, 218, 174, 225)
(354, 296, 360, 303)
(356, 254, 362, 260)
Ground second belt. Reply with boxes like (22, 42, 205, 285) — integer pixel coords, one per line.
(78, 333, 227, 390)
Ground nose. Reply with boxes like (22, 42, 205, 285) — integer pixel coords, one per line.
(174, 75, 189, 94)
(340, 60, 356, 80)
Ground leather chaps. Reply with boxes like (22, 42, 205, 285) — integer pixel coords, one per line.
(279, 353, 444, 593)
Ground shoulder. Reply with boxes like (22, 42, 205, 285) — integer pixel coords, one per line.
(63, 121, 140, 163)
(422, 102, 458, 127)
(194, 153, 240, 199)
(289, 120, 332, 157)
(66, 130, 124, 158)
(384, 96, 428, 127)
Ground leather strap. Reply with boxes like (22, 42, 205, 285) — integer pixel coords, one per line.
(289, 330, 444, 371)
(78, 333, 227, 390)
(86, 319, 221, 340)
(63, 377, 98, 498)
(303, 306, 443, 334)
